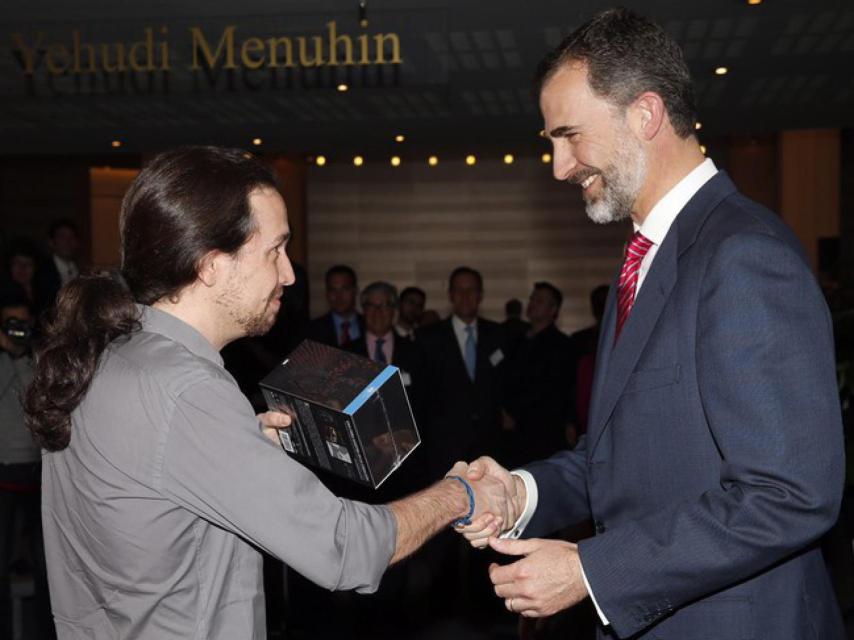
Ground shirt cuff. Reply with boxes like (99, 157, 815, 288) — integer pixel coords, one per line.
(580, 555, 610, 626)
(500, 469, 538, 539)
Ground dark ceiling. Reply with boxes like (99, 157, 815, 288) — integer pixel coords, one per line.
(2, 0, 853, 157)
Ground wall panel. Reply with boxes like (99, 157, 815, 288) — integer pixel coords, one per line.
(306, 157, 627, 333)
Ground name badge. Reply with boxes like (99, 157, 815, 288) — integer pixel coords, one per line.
(489, 349, 504, 367)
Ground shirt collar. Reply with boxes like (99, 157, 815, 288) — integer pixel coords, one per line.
(452, 314, 476, 335)
(635, 158, 718, 245)
(138, 304, 223, 367)
(332, 312, 357, 324)
(53, 254, 76, 272)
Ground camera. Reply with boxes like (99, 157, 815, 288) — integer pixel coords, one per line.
(2, 317, 32, 348)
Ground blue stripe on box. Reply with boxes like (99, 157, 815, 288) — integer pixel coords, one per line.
(343, 365, 398, 415)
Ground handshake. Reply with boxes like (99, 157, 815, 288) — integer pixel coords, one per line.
(439, 457, 589, 618)
(446, 456, 527, 547)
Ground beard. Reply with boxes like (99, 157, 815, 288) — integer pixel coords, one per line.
(217, 284, 281, 338)
(582, 129, 647, 225)
(240, 300, 278, 337)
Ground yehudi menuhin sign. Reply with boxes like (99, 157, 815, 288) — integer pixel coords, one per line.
(10, 21, 402, 76)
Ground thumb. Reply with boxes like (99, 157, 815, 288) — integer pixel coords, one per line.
(258, 411, 292, 429)
(447, 460, 468, 477)
(488, 536, 540, 557)
(467, 458, 488, 480)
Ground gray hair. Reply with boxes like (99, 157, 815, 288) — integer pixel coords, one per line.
(360, 281, 399, 309)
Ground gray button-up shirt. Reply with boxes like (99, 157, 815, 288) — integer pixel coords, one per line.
(42, 305, 396, 639)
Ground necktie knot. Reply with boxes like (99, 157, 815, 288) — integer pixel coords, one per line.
(626, 231, 654, 263)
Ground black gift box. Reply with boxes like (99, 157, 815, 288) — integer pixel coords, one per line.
(260, 339, 421, 488)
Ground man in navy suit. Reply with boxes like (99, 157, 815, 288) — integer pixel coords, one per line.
(417, 267, 507, 479)
(459, 8, 845, 639)
(35, 218, 81, 313)
(304, 264, 364, 347)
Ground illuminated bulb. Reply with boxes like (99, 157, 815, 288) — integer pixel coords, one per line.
(541, 152, 552, 163)
(695, 122, 702, 131)
(395, 134, 405, 143)
(111, 140, 122, 148)
(503, 154, 514, 165)
(337, 83, 349, 92)
(252, 138, 263, 146)
(316, 155, 327, 166)
(700, 145, 707, 155)
(391, 156, 401, 167)
(465, 155, 476, 166)
(428, 156, 438, 166)
(747, 0, 762, 4)
(538, 129, 546, 138)
(353, 155, 364, 166)
(715, 66, 728, 76)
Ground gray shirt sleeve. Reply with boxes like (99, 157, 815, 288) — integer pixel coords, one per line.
(158, 375, 396, 594)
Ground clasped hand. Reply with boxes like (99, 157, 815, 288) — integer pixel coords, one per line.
(451, 456, 524, 547)
(450, 457, 589, 618)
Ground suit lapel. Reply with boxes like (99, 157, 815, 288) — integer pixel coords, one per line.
(586, 232, 678, 453)
(586, 171, 738, 455)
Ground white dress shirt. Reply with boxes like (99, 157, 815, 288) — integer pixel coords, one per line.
(504, 158, 719, 626)
(53, 254, 79, 286)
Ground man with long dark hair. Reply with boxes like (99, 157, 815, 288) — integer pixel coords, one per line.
(23, 147, 513, 639)
(459, 8, 845, 639)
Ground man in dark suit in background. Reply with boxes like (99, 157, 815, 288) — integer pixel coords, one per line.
(501, 298, 530, 357)
(414, 267, 510, 619)
(35, 219, 81, 312)
(502, 282, 575, 468)
(459, 8, 845, 639)
(304, 264, 364, 347)
(417, 266, 506, 478)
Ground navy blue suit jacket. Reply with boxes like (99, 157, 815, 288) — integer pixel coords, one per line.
(416, 317, 506, 477)
(523, 172, 845, 639)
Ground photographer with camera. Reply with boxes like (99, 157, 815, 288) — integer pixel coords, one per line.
(0, 290, 53, 639)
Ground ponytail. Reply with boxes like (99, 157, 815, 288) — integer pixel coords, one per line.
(24, 274, 140, 451)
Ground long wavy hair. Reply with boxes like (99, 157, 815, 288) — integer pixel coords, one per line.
(24, 147, 277, 451)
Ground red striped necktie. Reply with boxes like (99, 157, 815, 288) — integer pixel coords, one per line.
(615, 231, 654, 342)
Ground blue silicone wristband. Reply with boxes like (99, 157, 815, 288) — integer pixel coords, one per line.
(446, 475, 475, 527)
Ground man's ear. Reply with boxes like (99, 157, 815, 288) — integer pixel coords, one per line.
(197, 250, 228, 288)
(629, 92, 665, 141)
